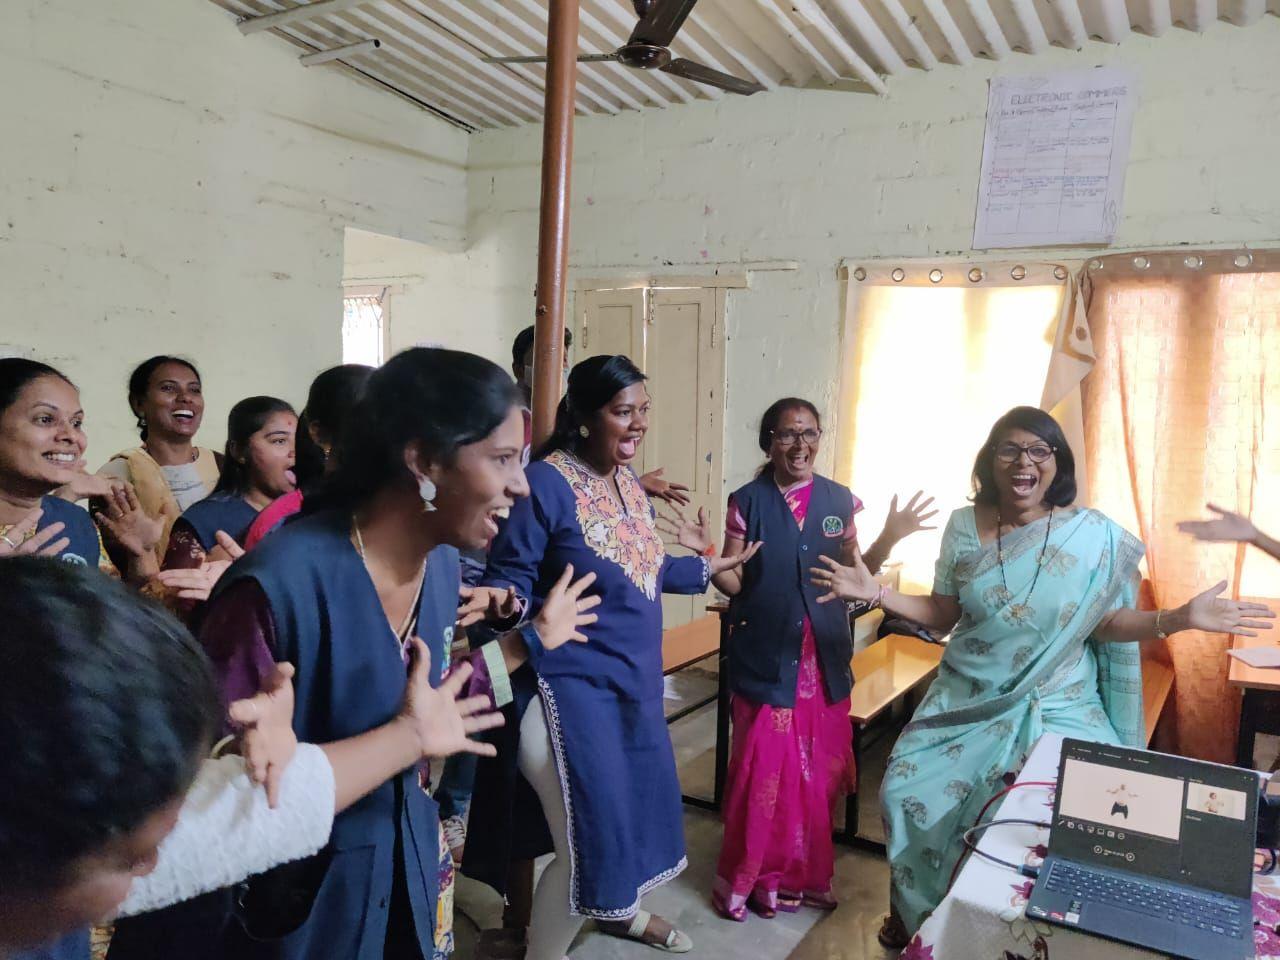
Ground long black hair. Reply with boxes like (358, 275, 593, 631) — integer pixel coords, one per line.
(755, 397, 822, 478)
(127, 356, 202, 441)
(0, 558, 219, 890)
(294, 365, 373, 496)
(972, 406, 1077, 507)
(318, 347, 520, 512)
(212, 396, 297, 496)
(534, 354, 646, 461)
(0, 358, 74, 418)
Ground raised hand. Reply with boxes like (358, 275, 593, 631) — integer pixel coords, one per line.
(401, 638, 504, 759)
(228, 662, 298, 808)
(881, 491, 939, 544)
(94, 482, 163, 558)
(153, 558, 234, 602)
(640, 468, 692, 507)
(1177, 504, 1258, 545)
(457, 584, 521, 628)
(61, 464, 116, 502)
(708, 540, 763, 577)
(206, 529, 245, 564)
(810, 552, 880, 604)
(656, 505, 713, 554)
(1184, 581, 1275, 637)
(532, 564, 600, 650)
(0, 507, 69, 558)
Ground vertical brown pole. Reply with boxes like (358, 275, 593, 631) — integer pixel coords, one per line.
(530, 0, 579, 448)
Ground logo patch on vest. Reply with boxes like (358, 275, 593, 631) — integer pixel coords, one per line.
(821, 516, 844, 538)
(61, 553, 88, 566)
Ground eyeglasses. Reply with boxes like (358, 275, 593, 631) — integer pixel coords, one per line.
(773, 428, 822, 447)
(993, 441, 1056, 464)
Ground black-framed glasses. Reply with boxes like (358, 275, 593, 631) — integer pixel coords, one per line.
(773, 428, 822, 447)
(993, 441, 1056, 464)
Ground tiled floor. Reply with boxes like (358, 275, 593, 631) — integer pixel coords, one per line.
(455, 666, 902, 960)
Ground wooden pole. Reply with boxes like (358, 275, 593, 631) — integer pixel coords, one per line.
(530, 0, 580, 448)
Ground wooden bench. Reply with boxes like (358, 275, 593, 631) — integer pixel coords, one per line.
(839, 634, 945, 850)
(662, 614, 719, 675)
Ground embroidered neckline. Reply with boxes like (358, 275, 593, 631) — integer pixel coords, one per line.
(547, 451, 665, 601)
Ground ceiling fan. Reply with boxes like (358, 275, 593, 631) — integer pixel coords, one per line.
(482, 0, 765, 96)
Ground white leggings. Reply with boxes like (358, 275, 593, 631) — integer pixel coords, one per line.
(518, 696, 586, 960)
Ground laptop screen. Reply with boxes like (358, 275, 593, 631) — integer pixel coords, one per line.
(1051, 738, 1259, 899)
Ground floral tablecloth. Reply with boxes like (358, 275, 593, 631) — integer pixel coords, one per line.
(906, 733, 1279, 960)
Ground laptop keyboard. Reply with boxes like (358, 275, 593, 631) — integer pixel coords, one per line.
(1043, 862, 1244, 938)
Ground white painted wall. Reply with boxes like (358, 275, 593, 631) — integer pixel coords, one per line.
(1, 0, 467, 462)
(342, 228, 516, 367)
(466, 20, 1280, 493)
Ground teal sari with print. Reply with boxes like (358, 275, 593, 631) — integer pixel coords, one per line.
(881, 506, 1145, 934)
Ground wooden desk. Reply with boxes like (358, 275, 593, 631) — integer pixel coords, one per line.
(849, 634, 944, 725)
(1228, 625, 1280, 767)
(839, 634, 944, 852)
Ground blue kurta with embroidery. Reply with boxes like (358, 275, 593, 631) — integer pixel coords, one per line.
(481, 451, 709, 919)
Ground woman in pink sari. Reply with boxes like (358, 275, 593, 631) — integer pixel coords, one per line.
(709, 398, 934, 920)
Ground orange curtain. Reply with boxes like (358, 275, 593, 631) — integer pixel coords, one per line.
(1081, 250, 1280, 762)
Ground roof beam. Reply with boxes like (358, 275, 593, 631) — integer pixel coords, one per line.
(1050, 0, 1089, 48)
(1129, 0, 1173, 35)
(820, 0, 911, 74)
(1007, 0, 1051, 50)
(239, 0, 377, 34)
(960, 0, 1013, 57)
(344, 7, 543, 121)
(674, 4, 783, 89)
(1084, 0, 1133, 41)
(920, 0, 975, 63)
(753, 0, 843, 84)
(866, 0, 940, 68)
(1222, 0, 1267, 23)
(408, 0, 618, 115)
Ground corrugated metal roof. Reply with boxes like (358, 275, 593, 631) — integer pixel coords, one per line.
(209, 0, 1279, 130)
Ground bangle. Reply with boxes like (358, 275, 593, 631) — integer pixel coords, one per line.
(1155, 608, 1168, 640)
(703, 543, 717, 558)
(871, 585, 888, 610)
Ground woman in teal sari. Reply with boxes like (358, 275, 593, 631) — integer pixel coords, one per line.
(811, 406, 1273, 949)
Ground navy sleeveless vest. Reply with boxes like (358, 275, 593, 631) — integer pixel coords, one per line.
(179, 492, 259, 552)
(212, 510, 458, 959)
(37, 496, 100, 567)
(726, 473, 855, 707)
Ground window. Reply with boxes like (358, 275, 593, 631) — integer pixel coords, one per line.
(835, 262, 1071, 592)
(342, 289, 386, 366)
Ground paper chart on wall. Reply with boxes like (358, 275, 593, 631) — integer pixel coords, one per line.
(973, 67, 1138, 250)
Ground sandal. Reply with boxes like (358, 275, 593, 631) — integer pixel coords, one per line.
(600, 910, 694, 953)
(877, 913, 910, 951)
(802, 891, 838, 911)
(775, 893, 802, 914)
(711, 893, 748, 923)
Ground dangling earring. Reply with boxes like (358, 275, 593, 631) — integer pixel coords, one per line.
(578, 425, 590, 439)
(418, 475, 438, 512)
(136, 414, 147, 430)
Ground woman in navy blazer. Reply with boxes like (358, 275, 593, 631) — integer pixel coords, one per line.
(709, 397, 935, 921)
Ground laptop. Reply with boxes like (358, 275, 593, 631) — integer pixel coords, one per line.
(1026, 737, 1259, 960)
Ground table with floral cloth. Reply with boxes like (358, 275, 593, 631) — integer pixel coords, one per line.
(904, 733, 1279, 960)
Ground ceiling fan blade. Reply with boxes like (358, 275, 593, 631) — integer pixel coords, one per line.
(629, 0, 701, 48)
(483, 53, 619, 64)
(661, 58, 765, 95)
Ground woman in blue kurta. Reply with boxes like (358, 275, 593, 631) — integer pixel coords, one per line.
(105, 348, 596, 960)
(813, 406, 1274, 949)
(474, 355, 759, 960)
(0, 358, 165, 581)
(163, 395, 298, 570)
